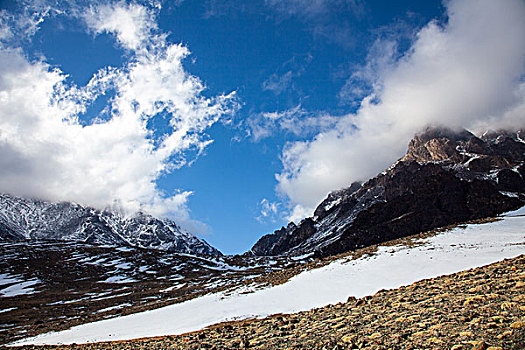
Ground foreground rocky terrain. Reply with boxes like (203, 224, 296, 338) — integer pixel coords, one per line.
(252, 128, 525, 257)
(0, 242, 310, 345)
(7, 254, 524, 349)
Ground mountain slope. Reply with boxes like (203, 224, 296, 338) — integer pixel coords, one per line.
(10, 207, 525, 346)
(0, 241, 309, 345)
(0, 194, 220, 256)
(252, 128, 525, 257)
(11, 255, 523, 349)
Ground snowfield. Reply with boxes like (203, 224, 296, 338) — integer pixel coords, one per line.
(11, 207, 525, 346)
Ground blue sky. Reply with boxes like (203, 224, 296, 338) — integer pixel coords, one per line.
(1, 0, 524, 254)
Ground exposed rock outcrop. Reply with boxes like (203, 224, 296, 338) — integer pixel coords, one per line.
(251, 128, 525, 257)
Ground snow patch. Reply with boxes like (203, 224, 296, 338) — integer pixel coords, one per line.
(0, 278, 41, 297)
(500, 191, 519, 198)
(100, 276, 138, 284)
(0, 307, 16, 313)
(160, 284, 186, 293)
(0, 273, 20, 287)
(97, 304, 132, 314)
(12, 208, 525, 346)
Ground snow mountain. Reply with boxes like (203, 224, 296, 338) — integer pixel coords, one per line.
(251, 128, 525, 257)
(0, 194, 220, 256)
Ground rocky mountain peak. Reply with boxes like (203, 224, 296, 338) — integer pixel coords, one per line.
(251, 127, 525, 257)
(402, 127, 477, 163)
(0, 193, 221, 256)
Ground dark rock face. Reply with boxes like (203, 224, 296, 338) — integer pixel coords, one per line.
(0, 194, 221, 256)
(251, 220, 316, 256)
(251, 128, 525, 257)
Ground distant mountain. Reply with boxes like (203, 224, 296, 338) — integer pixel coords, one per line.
(0, 194, 221, 256)
(251, 128, 525, 257)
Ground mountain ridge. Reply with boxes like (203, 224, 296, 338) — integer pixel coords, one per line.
(0, 193, 220, 256)
(251, 127, 525, 257)
(2, 127, 524, 258)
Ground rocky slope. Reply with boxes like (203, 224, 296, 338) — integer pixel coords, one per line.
(8, 255, 524, 349)
(0, 194, 220, 256)
(0, 241, 310, 345)
(252, 128, 525, 257)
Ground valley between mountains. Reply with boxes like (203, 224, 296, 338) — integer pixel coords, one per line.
(1, 127, 525, 348)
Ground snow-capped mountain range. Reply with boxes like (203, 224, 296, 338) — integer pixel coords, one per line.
(0, 194, 220, 256)
(251, 128, 525, 257)
(1, 127, 524, 259)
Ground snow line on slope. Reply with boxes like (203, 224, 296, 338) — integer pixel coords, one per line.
(11, 208, 525, 346)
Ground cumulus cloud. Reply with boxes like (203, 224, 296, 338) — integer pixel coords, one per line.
(83, 1, 157, 51)
(0, 2, 237, 231)
(277, 0, 525, 221)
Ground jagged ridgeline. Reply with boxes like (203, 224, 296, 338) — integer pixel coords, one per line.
(0, 195, 220, 256)
(251, 128, 525, 257)
(2, 127, 524, 259)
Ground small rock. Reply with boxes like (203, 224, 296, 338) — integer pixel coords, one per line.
(514, 281, 524, 288)
(500, 301, 512, 310)
(459, 331, 473, 337)
(471, 341, 488, 350)
(428, 337, 442, 343)
(368, 332, 381, 340)
(341, 335, 354, 343)
(496, 330, 512, 339)
(355, 299, 366, 307)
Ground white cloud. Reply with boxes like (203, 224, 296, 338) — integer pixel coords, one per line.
(262, 71, 293, 95)
(247, 105, 339, 141)
(0, 1, 54, 45)
(0, 11, 13, 41)
(261, 53, 313, 95)
(277, 0, 525, 220)
(0, 2, 238, 232)
(83, 1, 157, 51)
(256, 198, 280, 223)
(338, 38, 398, 105)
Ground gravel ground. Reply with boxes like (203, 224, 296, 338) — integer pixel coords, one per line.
(6, 254, 524, 350)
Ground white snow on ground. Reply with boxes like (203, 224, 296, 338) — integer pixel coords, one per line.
(0, 307, 16, 314)
(11, 208, 525, 346)
(96, 304, 132, 314)
(0, 278, 41, 297)
(159, 283, 185, 293)
(100, 276, 138, 284)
